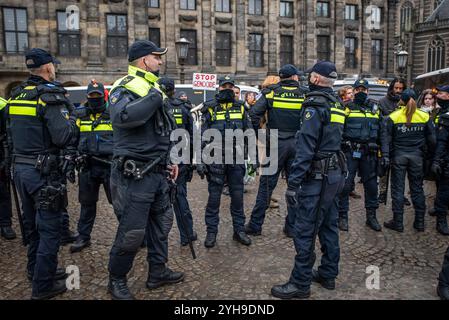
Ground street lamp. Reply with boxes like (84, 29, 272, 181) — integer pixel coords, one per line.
(175, 37, 190, 84)
(396, 50, 409, 79)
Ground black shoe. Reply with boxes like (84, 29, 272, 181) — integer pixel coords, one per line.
(0, 226, 17, 240)
(244, 224, 262, 236)
(437, 284, 449, 300)
(429, 208, 437, 217)
(181, 232, 198, 247)
(60, 230, 76, 246)
(233, 231, 251, 246)
(404, 197, 411, 206)
(271, 282, 310, 299)
(28, 267, 67, 282)
(31, 279, 67, 300)
(204, 232, 217, 248)
(338, 218, 348, 232)
(108, 278, 134, 300)
(384, 219, 404, 232)
(283, 227, 294, 238)
(366, 211, 382, 232)
(413, 220, 425, 232)
(146, 268, 185, 290)
(312, 269, 335, 290)
(437, 217, 449, 235)
(70, 238, 91, 253)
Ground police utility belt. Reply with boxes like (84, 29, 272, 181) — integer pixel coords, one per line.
(115, 155, 166, 180)
(13, 154, 61, 176)
(342, 141, 378, 159)
(308, 152, 347, 180)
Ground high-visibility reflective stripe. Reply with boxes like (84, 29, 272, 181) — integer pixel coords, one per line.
(215, 113, 244, 120)
(175, 118, 183, 125)
(389, 106, 429, 124)
(272, 97, 305, 102)
(80, 123, 113, 132)
(9, 100, 38, 105)
(9, 106, 37, 116)
(23, 86, 36, 90)
(347, 112, 379, 119)
(331, 108, 346, 124)
(272, 101, 303, 110)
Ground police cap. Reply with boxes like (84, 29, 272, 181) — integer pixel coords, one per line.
(279, 64, 301, 79)
(401, 88, 417, 103)
(25, 48, 61, 69)
(306, 61, 338, 79)
(87, 80, 105, 96)
(128, 40, 168, 62)
(353, 79, 370, 89)
(219, 75, 235, 87)
(437, 85, 449, 94)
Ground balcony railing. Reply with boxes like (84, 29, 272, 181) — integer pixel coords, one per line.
(416, 18, 449, 32)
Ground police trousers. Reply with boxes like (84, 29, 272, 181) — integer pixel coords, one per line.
(433, 171, 449, 221)
(0, 169, 12, 227)
(248, 137, 297, 233)
(13, 164, 63, 295)
(205, 164, 246, 234)
(290, 169, 345, 288)
(338, 151, 378, 218)
(76, 163, 112, 241)
(108, 162, 173, 279)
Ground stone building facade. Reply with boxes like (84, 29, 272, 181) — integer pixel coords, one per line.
(0, 0, 445, 97)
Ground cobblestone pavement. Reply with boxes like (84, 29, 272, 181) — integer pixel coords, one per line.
(0, 175, 447, 300)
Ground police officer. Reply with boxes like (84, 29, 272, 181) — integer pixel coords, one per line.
(70, 81, 114, 253)
(107, 40, 183, 300)
(437, 245, 449, 300)
(430, 85, 449, 236)
(245, 64, 308, 237)
(0, 96, 16, 240)
(6, 48, 78, 299)
(337, 80, 388, 232)
(384, 89, 435, 232)
(271, 61, 346, 299)
(158, 77, 197, 247)
(197, 75, 252, 248)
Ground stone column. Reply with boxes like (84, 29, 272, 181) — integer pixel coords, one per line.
(86, 0, 102, 68)
(164, 0, 177, 78)
(235, 0, 246, 75)
(201, 0, 213, 72)
(267, 0, 278, 75)
(33, 0, 50, 50)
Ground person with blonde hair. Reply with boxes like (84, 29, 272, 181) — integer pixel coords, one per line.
(338, 85, 354, 105)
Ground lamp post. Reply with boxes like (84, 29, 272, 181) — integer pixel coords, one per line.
(396, 49, 409, 80)
(175, 37, 190, 84)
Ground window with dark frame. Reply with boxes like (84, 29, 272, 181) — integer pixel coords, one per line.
(345, 4, 358, 20)
(248, 0, 263, 15)
(180, 0, 196, 10)
(317, 35, 330, 61)
(149, 28, 161, 47)
(148, 0, 159, 8)
(216, 31, 232, 66)
(180, 29, 198, 65)
(400, 2, 413, 33)
(106, 14, 128, 58)
(216, 0, 231, 12)
(57, 11, 81, 57)
(371, 39, 383, 70)
(427, 36, 446, 72)
(280, 1, 294, 18)
(316, 2, 330, 17)
(2, 7, 28, 54)
(249, 33, 264, 67)
(345, 37, 357, 69)
(280, 35, 293, 66)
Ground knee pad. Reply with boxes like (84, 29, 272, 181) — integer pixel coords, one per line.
(118, 229, 145, 254)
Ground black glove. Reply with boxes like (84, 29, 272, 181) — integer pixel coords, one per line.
(285, 187, 298, 208)
(431, 162, 442, 177)
(196, 164, 207, 180)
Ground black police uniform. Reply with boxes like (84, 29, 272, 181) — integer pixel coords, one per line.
(107, 62, 183, 300)
(0, 97, 15, 240)
(430, 110, 449, 235)
(338, 97, 388, 231)
(438, 245, 449, 300)
(384, 104, 435, 232)
(6, 74, 78, 298)
(271, 86, 346, 299)
(71, 99, 113, 251)
(246, 79, 307, 236)
(164, 94, 196, 245)
(200, 86, 252, 248)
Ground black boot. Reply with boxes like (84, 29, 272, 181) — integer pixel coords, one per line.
(338, 212, 348, 232)
(28, 267, 67, 282)
(0, 226, 17, 240)
(70, 238, 91, 253)
(204, 232, 217, 248)
(146, 267, 185, 290)
(437, 214, 449, 236)
(413, 213, 425, 232)
(233, 231, 251, 246)
(108, 277, 134, 300)
(312, 269, 335, 290)
(437, 284, 449, 300)
(378, 192, 387, 204)
(244, 224, 262, 236)
(271, 282, 310, 299)
(31, 279, 67, 300)
(181, 231, 198, 247)
(366, 210, 382, 231)
(384, 213, 404, 232)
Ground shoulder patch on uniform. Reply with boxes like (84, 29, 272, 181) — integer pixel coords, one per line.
(304, 108, 316, 120)
(109, 91, 121, 104)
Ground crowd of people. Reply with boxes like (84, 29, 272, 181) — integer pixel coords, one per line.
(0, 40, 448, 301)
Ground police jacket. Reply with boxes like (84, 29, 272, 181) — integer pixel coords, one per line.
(109, 65, 174, 162)
(0, 97, 7, 160)
(288, 87, 346, 189)
(166, 97, 194, 135)
(76, 104, 113, 158)
(250, 80, 307, 139)
(343, 100, 388, 156)
(6, 75, 78, 158)
(386, 106, 435, 158)
(433, 111, 449, 165)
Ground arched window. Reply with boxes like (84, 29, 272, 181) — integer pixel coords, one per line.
(400, 2, 413, 33)
(427, 36, 446, 72)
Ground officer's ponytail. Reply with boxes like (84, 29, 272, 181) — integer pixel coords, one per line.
(401, 98, 417, 127)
